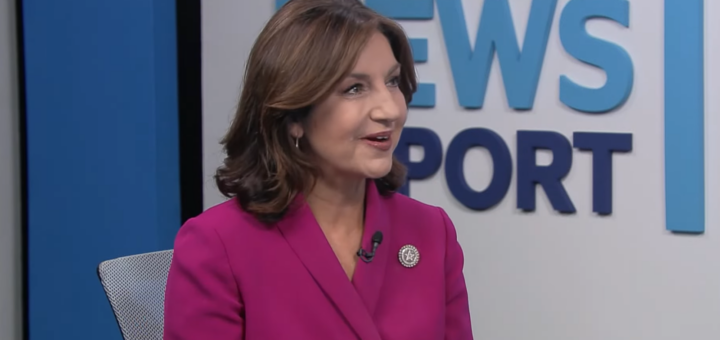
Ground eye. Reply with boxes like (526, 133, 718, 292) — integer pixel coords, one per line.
(344, 83, 364, 95)
(387, 76, 400, 87)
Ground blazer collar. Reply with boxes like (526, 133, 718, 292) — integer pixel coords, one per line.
(276, 180, 390, 340)
(352, 180, 391, 316)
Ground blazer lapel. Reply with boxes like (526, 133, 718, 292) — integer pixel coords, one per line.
(277, 195, 382, 340)
(352, 180, 391, 316)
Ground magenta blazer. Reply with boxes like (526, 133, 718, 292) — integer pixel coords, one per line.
(163, 181, 473, 339)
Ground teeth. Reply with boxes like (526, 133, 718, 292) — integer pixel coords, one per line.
(376, 136, 388, 140)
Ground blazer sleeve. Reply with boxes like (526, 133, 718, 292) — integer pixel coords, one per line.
(163, 218, 244, 339)
(438, 207, 474, 340)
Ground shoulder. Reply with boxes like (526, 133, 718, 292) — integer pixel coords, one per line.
(383, 193, 456, 238)
(384, 192, 449, 222)
(173, 198, 267, 250)
(191, 198, 259, 229)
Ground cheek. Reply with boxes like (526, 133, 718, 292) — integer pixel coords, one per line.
(307, 104, 361, 147)
(395, 96, 408, 125)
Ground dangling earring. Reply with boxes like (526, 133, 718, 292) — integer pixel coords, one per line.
(295, 137, 299, 148)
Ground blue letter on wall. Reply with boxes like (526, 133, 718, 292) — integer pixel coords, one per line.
(437, 0, 557, 109)
(445, 128, 512, 210)
(559, 0, 633, 113)
(573, 132, 632, 214)
(366, 0, 434, 19)
(517, 131, 575, 213)
(394, 127, 443, 196)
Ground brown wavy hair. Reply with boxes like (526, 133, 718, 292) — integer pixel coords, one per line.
(214, 0, 417, 224)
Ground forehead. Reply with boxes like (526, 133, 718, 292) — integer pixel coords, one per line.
(351, 31, 398, 72)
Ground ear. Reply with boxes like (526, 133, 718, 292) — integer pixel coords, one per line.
(288, 122, 304, 139)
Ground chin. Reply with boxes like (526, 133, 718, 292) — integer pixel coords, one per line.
(361, 158, 394, 179)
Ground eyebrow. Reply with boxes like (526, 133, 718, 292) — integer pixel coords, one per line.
(347, 63, 401, 81)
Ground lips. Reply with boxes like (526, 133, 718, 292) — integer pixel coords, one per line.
(361, 131, 392, 151)
(362, 131, 391, 142)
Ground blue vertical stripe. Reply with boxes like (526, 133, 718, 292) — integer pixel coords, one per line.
(21, 1, 180, 339)
(664, 0, 705, 233)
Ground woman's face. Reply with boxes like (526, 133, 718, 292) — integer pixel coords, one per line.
(293, 31, 408, 181)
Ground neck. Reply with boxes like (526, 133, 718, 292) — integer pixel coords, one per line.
(306, 176, 366, 235)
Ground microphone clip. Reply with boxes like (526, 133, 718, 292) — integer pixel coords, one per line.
(357, 231, 384, 263)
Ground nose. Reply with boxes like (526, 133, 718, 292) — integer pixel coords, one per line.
(369, 86, 402, 123)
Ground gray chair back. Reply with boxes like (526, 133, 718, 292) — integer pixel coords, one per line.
(97, 250, 174, 340)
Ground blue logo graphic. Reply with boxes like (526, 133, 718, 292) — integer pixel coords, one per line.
(275, 0, 705, 233)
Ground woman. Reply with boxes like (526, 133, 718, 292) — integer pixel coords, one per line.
(163, 0, 473, 339)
